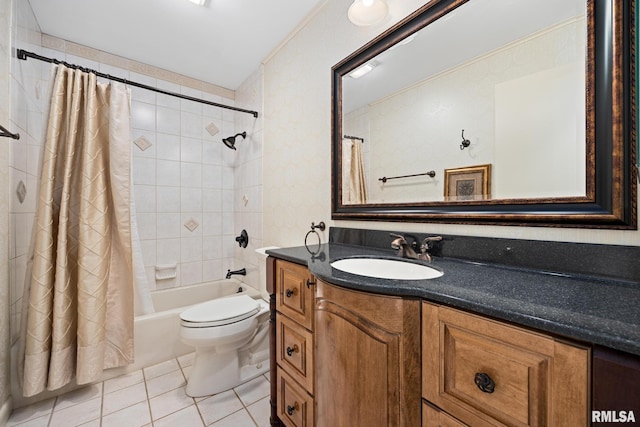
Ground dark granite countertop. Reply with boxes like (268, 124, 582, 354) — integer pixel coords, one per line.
(267, 243, 640, 357)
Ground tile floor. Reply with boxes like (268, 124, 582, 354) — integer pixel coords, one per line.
(7, 353, 270, 427)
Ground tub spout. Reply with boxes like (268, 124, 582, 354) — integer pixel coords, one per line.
(226, 268, 247, 279)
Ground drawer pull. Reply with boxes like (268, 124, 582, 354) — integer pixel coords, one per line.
(285, 288, 298, 298)
(306, 279, 316, 288)
(474, 372, 495, 393)
(286, 402, 299, 416)
(286, 344, 300, 357)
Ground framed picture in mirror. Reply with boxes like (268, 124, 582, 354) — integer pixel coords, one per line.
(444, 164, 492, 201)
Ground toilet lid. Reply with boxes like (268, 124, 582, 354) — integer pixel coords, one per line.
(180, 294, 261, 326)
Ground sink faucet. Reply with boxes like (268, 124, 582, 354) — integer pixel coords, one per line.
(226, 268, 247, 279)
(390, 233, 442, 262)
(390, 233, 420, 259)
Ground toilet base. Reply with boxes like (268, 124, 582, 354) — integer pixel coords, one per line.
(185, 341, 269, 397)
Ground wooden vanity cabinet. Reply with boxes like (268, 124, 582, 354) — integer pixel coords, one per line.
(422, 302, 590, 427)
(315, 279, 421, 427)
(275, 260, 316, 427)
(268, 258, 608, 427)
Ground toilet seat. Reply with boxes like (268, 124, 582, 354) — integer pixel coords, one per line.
(180, 295, 260, 328)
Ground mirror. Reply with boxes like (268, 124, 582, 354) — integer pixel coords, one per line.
(331, 0, 636, 228)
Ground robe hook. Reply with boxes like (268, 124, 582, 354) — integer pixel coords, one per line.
(460, 129, 471, 150)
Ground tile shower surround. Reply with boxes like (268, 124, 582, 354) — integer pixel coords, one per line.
(9, 51, 240, 334)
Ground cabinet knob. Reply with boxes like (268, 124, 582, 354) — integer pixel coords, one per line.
(286, 344, 299, 357)
(306, 279, 316, 289)
(474, 372, 495, 393)
(285, 288, 297, 298)
(286, 402, 299, 416)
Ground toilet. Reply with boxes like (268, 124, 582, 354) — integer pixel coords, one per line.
(178, 247, 277, 397)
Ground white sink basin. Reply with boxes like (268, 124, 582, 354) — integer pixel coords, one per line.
(330, 258, 443, 280)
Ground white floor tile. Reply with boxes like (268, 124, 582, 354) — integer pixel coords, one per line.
(234, 376, 270, 406)
(53, 383, 103, 411)
(49, 396, 102, 427)
(143, 358, 180, 380)
(153, 404, 205, 427)
(196, 390, 243, 426)
(148, 386, 195, 420)
(6, 413, 50, 427)
(103, 369, 144, 394)
(8, 356, 273, 427)
(210, 409, 257, 427)
(146, 369, 186, 398)
(247, 396, 270, 427)
(77, 419, 101, 427)
(101, 401, 151, 427)
(102, 381, 148, 415)
(6, 398, 54, 426)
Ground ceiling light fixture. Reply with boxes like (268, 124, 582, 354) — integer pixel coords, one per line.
(187, 0, 206, 6)
(348, 63, 375, 79)
(348, 60, 380, 79)
(348, 0, 388, 26)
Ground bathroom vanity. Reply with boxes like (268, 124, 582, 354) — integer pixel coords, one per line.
(265, 229, 640, 427)
(267, 0, 640, 423)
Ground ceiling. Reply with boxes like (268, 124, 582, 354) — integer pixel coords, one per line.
(28, 0, 324, 90)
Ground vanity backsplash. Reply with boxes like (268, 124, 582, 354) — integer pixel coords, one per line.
(329, 227, 640, 284)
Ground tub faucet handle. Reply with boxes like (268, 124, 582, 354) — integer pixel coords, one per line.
(235, 229, 249, 248)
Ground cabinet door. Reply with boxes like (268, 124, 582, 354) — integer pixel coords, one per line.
(276, 260, 315, 330)
(315, 280, 421, 427)
(422, 302, 589, 427)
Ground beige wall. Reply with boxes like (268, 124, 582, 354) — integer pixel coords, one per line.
(263, 0, 640, 248)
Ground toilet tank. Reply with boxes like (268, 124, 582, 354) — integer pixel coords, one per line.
(255, 247, 280, 300)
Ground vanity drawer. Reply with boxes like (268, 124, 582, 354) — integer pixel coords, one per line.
(276, 314, 314, 393)
(423, 401, 466, 427)
(277, 368, 314, 427)
(422, 302, 589, 427)
(276, 260, 315, 330)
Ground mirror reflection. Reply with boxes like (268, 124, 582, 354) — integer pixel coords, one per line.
(341, 0, 587, 205)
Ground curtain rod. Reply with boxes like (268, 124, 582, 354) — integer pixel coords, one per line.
(17, 49, 259, 118)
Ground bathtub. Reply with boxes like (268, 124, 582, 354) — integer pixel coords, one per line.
(130, 279, 261, 371)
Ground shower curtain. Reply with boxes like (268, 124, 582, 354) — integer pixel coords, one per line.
(19, 64, 147, 396)
(342, 138, 368, 204)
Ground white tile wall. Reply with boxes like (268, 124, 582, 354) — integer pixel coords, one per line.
(8, 0, 45, 347)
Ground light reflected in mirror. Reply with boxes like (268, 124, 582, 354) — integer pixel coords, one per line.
(341, 0, 587, 205)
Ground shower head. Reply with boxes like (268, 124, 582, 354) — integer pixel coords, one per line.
(222, 132, 247, 150)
